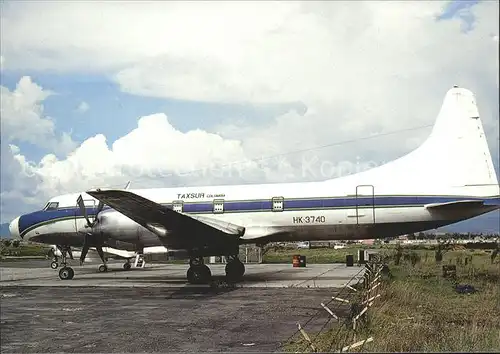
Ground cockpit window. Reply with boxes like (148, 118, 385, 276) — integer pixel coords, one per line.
(44, 202, 59, 211)
(83, 200, 96, 208)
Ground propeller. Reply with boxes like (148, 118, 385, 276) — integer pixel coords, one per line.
(77, 181, 131, 266)
(77, 194, 105, 229)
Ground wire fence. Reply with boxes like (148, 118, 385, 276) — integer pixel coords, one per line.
(277, 253, 389, 353)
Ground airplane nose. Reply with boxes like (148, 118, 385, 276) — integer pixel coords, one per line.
(9, 216, 20, 239)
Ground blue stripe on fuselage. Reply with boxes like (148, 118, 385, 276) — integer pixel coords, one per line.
(18, 195, 495, 236)
(19, 207, 98, 236)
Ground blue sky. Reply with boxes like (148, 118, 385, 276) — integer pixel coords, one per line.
(437, 0, 479, 31)
(0, 0, 498, 233)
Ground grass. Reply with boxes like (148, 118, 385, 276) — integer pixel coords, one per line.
(0, 243, 49, 259)
(283, 247, 500, 352)
(262, 245, 368, 264)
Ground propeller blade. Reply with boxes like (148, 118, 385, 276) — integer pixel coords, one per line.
(96, 201, 105, 214)
(89, 201, 105, 227)
(77, 194, 92, 227)
(124, 181, 131, 190)
(80, 239, 90, 265)
(96, 246, 107, 265)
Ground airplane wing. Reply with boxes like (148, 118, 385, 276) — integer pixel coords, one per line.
(63, 247, 135, 260)
(86, 189, 245, 249)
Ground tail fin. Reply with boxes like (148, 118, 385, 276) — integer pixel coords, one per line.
(348, 86, 499, 195)
(419, 86, 498, 188)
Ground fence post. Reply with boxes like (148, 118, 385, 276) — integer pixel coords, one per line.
(297, 322, 317, 352)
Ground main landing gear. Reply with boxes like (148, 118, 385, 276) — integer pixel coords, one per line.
(187, 257, 212, 284)
(186, 255, 246, 284)
(225, 255, 245, 283)
(122, 254, 144, 271)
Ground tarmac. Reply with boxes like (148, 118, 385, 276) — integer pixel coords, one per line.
(0, 260, 364, 288)
(1, 260, 365, 353)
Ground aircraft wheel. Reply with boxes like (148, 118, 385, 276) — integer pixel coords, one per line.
(187, 265, 212, 284)
(59, 267, 74, 280)
(225, 260, 245, 282)
(123, 262, 131, 271)
(50, 261, 58, 269)
(98, 264, 108, 273)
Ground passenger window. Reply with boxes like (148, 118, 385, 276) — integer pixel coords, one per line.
(83, 200, 96, 208)
(213, 199, 224, 214)
(272, 197, 284, 212)
(172, 201, 183, 213)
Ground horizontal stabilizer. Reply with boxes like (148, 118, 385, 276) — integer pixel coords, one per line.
(483, 197, 500, 206)
(425, 200, 484, 210)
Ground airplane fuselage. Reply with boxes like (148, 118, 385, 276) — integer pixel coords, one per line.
(17, 182, 500, 250)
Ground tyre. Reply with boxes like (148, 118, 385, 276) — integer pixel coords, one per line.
(59, 267, 74, 280)
(225, 261, 245, 282)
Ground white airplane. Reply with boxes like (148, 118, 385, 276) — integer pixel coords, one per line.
(8, 86, 500, 284)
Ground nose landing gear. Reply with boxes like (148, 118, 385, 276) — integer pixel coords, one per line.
(55, 246, 74, 280)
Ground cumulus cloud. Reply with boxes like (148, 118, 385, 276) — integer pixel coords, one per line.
(0, 109, 296, 222)
(1, 2, 497, 103)
(0, 1, 499, 222)
(1, 2, 497, 145)
(0, 143, 43, 224)
(31, 113, 267, 193)
(0, 76, 77, 155)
